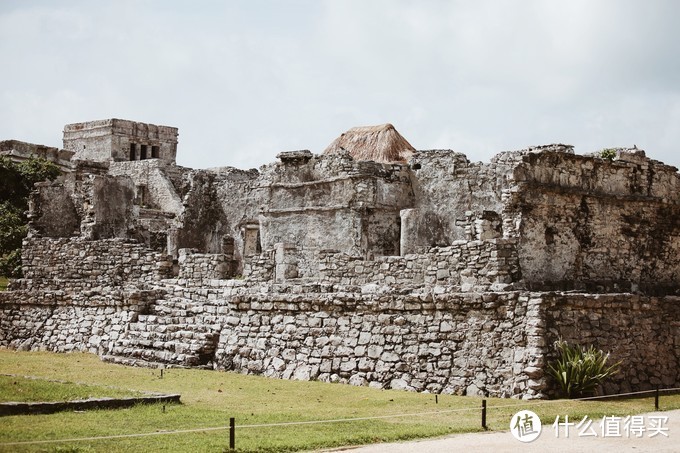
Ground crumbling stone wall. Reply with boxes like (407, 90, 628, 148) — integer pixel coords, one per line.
(543, 293, 680, 394)
(0, 140, 74, 171)
(0, 291, 156, 353)
(3, 132, 680, 399)
(0, 236, 678, 397)
(404, 148, 524, 251)
(260, 152, 413, 258)
(506, 150, 680, 292)
(177, 249, 235, 282)
(28, 181, 80, 238)
(108, 160, 185, 214)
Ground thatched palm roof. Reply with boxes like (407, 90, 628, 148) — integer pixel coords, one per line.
(323, 123, 415, 163)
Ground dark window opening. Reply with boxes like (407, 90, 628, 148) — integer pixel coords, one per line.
(140, 145, 148, 160)
(545, 226, 558, 246)
(129, 143, 136, 161)
(151, 145, 159, 158)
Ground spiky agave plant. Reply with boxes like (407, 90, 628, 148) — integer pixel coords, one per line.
(547, 339, 621, 398)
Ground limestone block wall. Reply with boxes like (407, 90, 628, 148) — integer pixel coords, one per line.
(543, 293, 680, 394)
(315, 238, 519, 290)
(28, 182, 80, 238)
(514, 150, 680, 201)
(406, 148, 525, 249)
(177, 249, 234, 282)
(20, 237, 172, 283)
(0, 139, 74, 171)
(243, 251, 276, 282)
(213, 287, 542, 397)
(0, 289, 157, 353)
(260, 152, 413, 257)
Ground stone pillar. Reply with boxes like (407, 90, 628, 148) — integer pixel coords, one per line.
(166, 228, 179, 258)
(399, 208, 418, 256)
(274, 242, 298, 282)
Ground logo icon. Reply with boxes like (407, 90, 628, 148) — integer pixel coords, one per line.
(510, 410, 542, 442)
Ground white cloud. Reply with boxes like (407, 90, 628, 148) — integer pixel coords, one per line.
(0, 0, 678, 169)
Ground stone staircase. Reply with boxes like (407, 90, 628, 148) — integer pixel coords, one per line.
(102, 297, 222, 368)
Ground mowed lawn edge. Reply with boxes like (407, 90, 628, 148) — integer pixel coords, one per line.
(0, 349, 678, 452)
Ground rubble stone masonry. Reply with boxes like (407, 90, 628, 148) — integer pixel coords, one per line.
(1, 120, 679, 398)
(1, 236, 678, 398)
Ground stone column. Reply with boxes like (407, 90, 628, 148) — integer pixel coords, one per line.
(399, 208, 418, 256)
(275, 242, 298, 282)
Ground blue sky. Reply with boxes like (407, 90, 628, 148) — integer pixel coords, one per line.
(1, 0, 679, 170)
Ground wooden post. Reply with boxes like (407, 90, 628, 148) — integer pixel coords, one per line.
(655, 387, 659, 411)
(481, 399, 487, 430)
(229, 417, 235, 450)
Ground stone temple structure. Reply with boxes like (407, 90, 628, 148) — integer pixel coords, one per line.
(1, 118, 679, 399)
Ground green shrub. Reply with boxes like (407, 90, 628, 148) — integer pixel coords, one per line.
(547, 339, 621, 398)
(599, 148, 617, 161)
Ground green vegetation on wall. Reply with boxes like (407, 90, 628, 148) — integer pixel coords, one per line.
(547, 339, 621, 399)
(0, 156, 60, 277)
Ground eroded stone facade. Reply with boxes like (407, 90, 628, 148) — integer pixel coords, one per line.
(1, 119, 679, 399)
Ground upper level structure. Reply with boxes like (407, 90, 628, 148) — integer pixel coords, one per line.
(0, 140, 74, 171)
(63, 119, 178, 164)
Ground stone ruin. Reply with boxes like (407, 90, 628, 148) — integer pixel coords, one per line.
(1, 118, 679, 399)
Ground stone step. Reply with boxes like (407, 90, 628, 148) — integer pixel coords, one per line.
(151, 298, 211, 311)
(106, 340, 217, 367)
(116, 330, 218, 346)
(101, 353, 212, 369)
(137, 313, 220, 325)
(110, 341, 215, 357)
(128, 322, 221, 334)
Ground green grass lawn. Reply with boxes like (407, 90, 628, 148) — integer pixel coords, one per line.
(0, 375, 145, 402)
(0, 349, 678, 452)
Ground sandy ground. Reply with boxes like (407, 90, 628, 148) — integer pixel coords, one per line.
(332, 409, 680, 453)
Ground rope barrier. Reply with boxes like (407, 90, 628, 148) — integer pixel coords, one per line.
(486, 387, 680, 411)
(1, 386, 678, 447)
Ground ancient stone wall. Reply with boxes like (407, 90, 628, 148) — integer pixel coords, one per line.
(542, 293, 680, 394)
(213, 287, 541, 397)
(0, 289, 157, 353)
(1, 235, 677, 397)
(315, 238, 519, 290)
(405, 148, 524, 250)
(507, 150, 680, 292)
(260, 152, 413, 257)
(18, 237, 172, 284)
(0, 140, 74, 171)
(177, 249, 235, 282)
(108, 160, 185, 214)
(243, 250, 276, 282)
(28, 181, 80, 238)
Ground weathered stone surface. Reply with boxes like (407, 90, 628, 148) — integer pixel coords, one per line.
(1, 119, 679, 399)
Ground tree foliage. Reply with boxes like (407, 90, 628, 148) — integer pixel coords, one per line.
(0, 156, 60, 277)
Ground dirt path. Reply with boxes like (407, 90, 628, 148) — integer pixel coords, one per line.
(333, 409, 679, 453)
